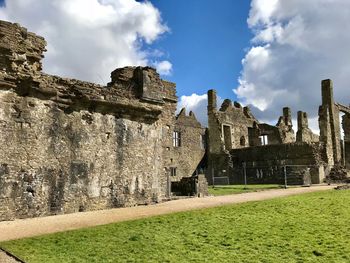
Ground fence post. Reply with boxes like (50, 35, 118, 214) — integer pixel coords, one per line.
(211, 161, 215, 188)
(283, 165, 287, 189)
(243, 162, 247, 189)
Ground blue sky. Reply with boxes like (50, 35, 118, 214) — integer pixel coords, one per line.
(149, 0, 252, 100)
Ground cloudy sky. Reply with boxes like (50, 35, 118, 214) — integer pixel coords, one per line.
(0, 0, 349, 131)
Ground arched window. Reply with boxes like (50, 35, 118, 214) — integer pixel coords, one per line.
(240, 136, 246, 146)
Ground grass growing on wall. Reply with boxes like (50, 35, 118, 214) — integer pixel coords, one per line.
(1, 190, 350, 263)
(208, 184, 281, 196)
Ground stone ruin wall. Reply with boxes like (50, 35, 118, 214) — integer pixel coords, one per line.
(170, 108, 206, 182)
(207, 90, 257, 153)
(230, 143, 324, 185)
(342, 114, 350, 169)
(207, 89, 295, 153)
(1, 19, 348, 220)
(207, 79, 350, 186)
(318, 79, 342, 166)
(275, 107, 296, 144)
(296, 111, 319, 143)
(206, 89, 299, 184)
(0, 21, 183, 221)
(0, 90, 167, 220)
(206, 88, 325, 185)
(206, 89, 257, 183)
(206, 76, 350, 186)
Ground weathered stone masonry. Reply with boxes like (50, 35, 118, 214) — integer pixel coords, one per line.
(207, 78, 350, 185)
(1, 19, 349, 221)
(207, 89, 298, 184)
(0, 21, 207, 221)
(169, 108, 207, 195)
(172, 108, 206, 180)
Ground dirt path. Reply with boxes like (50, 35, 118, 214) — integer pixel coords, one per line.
(0, 250, 21, 263)
(0, 185, 335, 242)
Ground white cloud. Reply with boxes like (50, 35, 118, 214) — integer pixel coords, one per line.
(0, 0, 169, 84)
(252, 24, 283, 43)
(177, 94, 208, 126)
(308, 117, 320, 135)
(177, 93, 224, 127)
(235, 0, 350, 132)
(241, 45, 270, 72)
(247, 0, 279, 26)
(153, 60, 172, 76)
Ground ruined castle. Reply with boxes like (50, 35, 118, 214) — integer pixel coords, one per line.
(0, 21, 349, 221)
(207, 81, 350, 186)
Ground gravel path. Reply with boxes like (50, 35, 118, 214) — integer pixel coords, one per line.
(0, 250, 21, 262)
(0, 185, 334, 243)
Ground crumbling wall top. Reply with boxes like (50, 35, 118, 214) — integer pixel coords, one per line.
(107, 66, 177, 104)
(207, 89, 217, 112)
(0, 20, 177, 122)
(161, 80, 177, 101)
(176, 107, 202, 128)
(0, 20, 46, 73)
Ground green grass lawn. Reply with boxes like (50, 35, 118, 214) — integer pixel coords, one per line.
(208, 184, 282, 196)
(1, 190, 350, 263)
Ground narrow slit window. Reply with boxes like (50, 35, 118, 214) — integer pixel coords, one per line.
(170, 167, 177, 177)
(259, 135, 268, 145)
(173, 131, 181, 147)
(200, 134, 206, 149)
(223, 125, 232, 150)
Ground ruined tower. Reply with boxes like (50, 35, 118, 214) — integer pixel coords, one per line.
(207, 89, 222, 154)
(319, 79, 342, 165)
(296, 111, 318, 143)
(342, 114, 350, 169)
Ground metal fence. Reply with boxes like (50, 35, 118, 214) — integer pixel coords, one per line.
(241, 163, 322, 188)
(211, 163, 324, 188)
(212, 176, 230, 185)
